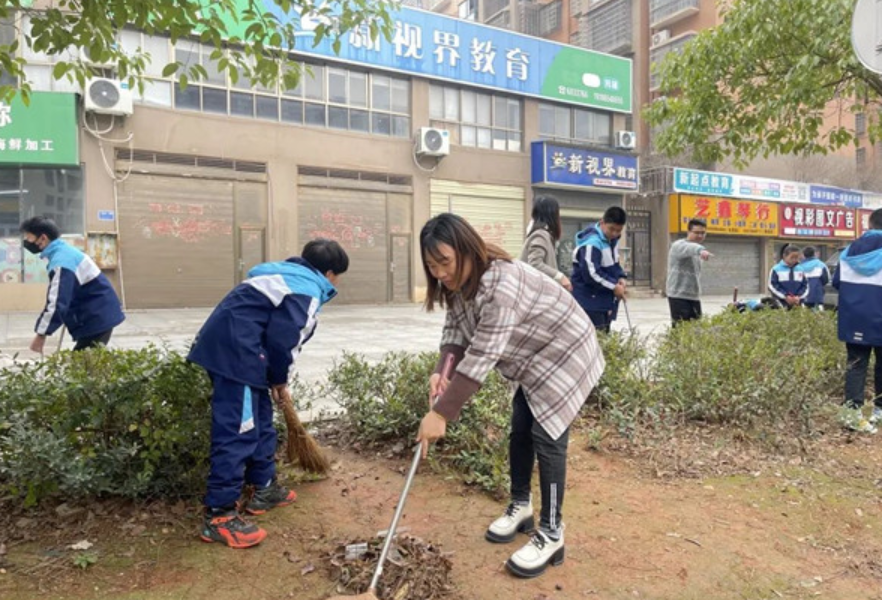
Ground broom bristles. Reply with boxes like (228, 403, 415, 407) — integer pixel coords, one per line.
(282, 400, 331, 474)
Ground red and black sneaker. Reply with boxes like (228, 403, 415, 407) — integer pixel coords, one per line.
(245, 481, 297, 515)
(200, 510, 267, 549)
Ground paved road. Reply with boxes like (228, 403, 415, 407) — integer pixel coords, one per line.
(0, 296, 735, 418)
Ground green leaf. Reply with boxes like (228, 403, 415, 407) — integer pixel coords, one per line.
(161, 62, 180, 78)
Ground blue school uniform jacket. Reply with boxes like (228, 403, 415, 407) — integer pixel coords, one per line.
(768, 260, 808, 304)
(571, 222, 626, 314)
(34, 239, 125, 340)
(188, 257, 337, 389)
(833, 231, 882, 347)
(798, 258, 830, 306)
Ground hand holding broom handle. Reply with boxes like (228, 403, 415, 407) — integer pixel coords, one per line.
(366, 353, 455, 595)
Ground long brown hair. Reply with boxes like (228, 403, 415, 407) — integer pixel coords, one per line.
(420, 213, 511, 311)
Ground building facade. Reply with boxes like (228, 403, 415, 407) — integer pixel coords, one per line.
(0, 6, 635, 310)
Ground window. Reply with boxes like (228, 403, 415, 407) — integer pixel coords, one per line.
(540, 0, 563, 36)
(458, 0, 476, 20)
(857, 147, 867, 167)
(539, 102, 612, 145)
(430, 85, 522, 152)
(167, 41, 411, 137)
(856, 112, 867, 136)
(0, 17, 16, 87)
(1, 167, 85, 284)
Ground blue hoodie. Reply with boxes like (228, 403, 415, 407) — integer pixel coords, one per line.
(188, 257, 337, 388)
(833, 230, 882, 346)
(768, 260, 808, 306)
(571, 222, 625, 314)
(35, 238, 125, 340)
(797, 257, 830, 306)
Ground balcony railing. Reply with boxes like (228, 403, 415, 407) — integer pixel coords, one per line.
(649, 0, 700, 28)
(585, 0, 632, 55)
(649, 33, 696, 90)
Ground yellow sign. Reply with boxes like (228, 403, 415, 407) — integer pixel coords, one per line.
(670, 194, 779, 237)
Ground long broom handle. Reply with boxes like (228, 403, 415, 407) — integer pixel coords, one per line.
(368, 354, 455, 593)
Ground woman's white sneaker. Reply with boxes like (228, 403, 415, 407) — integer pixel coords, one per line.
(485, 500, 534, 543)
(506, 528, 565, 578)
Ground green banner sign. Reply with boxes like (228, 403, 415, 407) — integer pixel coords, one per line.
(0, 92, 79, 166)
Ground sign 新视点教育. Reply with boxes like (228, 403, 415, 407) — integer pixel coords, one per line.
(670, 194, 779, 237)
(0, 92, 78, 166)
(673, 167, 809, 203)
(531, 141, 638, 192)
(219, 2, 632, 113)
(779, 204, 855, 239)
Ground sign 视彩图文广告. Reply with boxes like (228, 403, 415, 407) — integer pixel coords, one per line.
(0, 92, 79, 166)
(218, 2, 632, 113)
(779, 204, 856, 239)
(670, 194, 779, 237)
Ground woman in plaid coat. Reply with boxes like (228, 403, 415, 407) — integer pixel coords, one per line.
(416, 213, 605, 579)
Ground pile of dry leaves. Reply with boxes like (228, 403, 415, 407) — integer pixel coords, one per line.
(323, 534, 456, 600)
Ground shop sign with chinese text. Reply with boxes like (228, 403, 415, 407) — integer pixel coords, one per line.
(809, 185, 863, 207)
(531, 141, 638, 192)
(0, 92, 78, 166)
(221, 2, 633, 112)
(672, 168, 809, 203)
(858, 209, 875, 235)
(670, 194, 779, 237)
(779, 204, 855, 239)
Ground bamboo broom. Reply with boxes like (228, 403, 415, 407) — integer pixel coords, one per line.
(274, 388, 331, 475)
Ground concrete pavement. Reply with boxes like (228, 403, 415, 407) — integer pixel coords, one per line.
(0, 296, 736, 418)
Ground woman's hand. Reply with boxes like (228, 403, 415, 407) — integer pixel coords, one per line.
(428, 373, 450, 408)
(416, 411, 447, 459)
(559, 275, 572, 292)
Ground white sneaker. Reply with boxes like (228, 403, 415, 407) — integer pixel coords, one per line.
(506, 528, 565, 578)
(870, 407, 882, 425)
(485, 500, 534, 544)
(839, 407, 878, 434)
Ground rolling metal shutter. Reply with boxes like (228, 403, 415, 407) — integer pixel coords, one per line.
(699, 237, 762, 296)
(297, 186, 389, 304)
(430, 180, 525, 258)
(117, 174, 235, 308)
(298, 168, 413, 305)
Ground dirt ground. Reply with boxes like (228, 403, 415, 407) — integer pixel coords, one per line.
(2, 429, 882, 600)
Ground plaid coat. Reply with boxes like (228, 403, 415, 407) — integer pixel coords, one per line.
(433, 259, 605, 440)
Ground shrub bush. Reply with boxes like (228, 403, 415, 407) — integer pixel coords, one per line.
(0, 346, 211, 506)
(651, 308, 843, 435)
(325, 352, 512, 497)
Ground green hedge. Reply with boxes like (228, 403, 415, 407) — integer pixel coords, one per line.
(0, 346, 211, 506)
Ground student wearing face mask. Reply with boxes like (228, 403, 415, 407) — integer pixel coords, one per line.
(20, 217, 125, 353)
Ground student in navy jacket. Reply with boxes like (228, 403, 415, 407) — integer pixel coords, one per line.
(571, 206, 627, 333)
(833, 208, 882, 433)
(20, 217, 125, 353)
(189, 239, 348, 548)
(768, 244, 808, 309)
(798, 246, 830, 310)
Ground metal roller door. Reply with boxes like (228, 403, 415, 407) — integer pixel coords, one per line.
(118, 174, 235, 308)
(699, 237, 762, 295)
(430, 180, 525, 258)
(298, 186, 389, 304)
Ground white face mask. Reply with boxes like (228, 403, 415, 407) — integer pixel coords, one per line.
(525, 219, 534, 235)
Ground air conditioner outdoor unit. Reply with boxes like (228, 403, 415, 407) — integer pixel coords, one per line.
(416, 127, 450, 157)
(651, 29, 671, 47)
(615, 130, 637, 150)
(84, 78, 133, 116)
